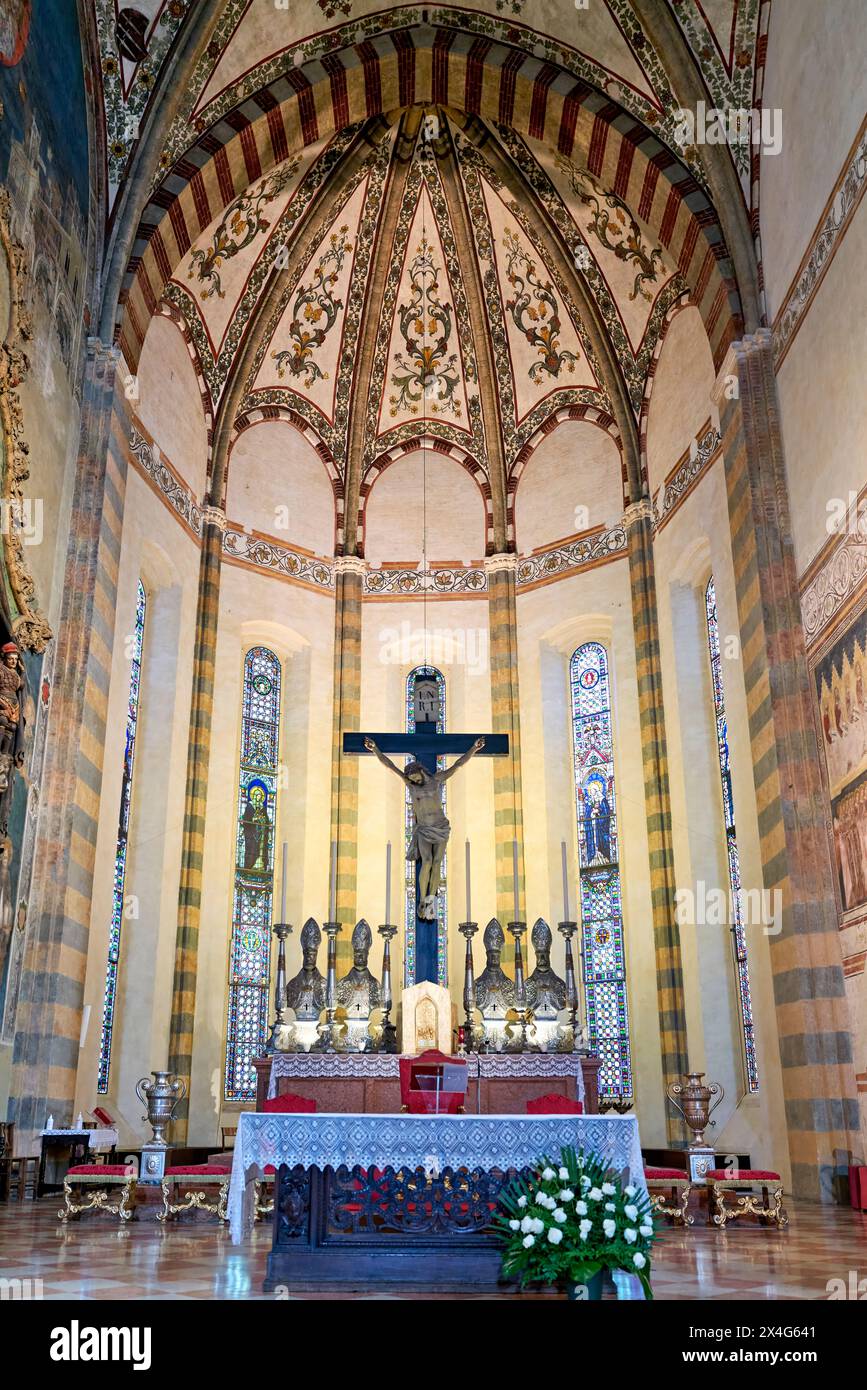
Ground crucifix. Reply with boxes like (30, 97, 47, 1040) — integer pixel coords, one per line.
(343, 672, 507, 985)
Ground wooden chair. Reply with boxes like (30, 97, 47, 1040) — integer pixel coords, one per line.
(0, 1123, 38, 1202)
(220, 1126, 238, 1150)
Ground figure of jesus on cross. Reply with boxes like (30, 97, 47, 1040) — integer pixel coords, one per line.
(363, 735, 486, 919)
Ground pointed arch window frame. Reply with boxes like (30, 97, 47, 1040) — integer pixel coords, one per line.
(224, 645, 283, 1103)
(705, 577, 759, 1094)
(97, 579, 147, 1094)
(569, 640, 633, 1103)
(404, 665, 448, 988)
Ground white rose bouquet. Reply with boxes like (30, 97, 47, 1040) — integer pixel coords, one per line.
(494, 1145, 657, 1298)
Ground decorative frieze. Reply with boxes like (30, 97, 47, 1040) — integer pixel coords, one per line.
(364, 566, 486, 598)
(773, 115, 867, 369)
(223, 531, 334, 591)
(800, 515, 867, 649)
(516, 525, 627, 588)
(653, 424, 722, 530)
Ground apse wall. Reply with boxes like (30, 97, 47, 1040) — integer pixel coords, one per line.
(515, 558, 668, 1145)
(193, 564, 334, 1145)
(514, 422, 624, 551)
(75, 459, 201, 1138)
(136, 317, 209, 499)
(647, 313, 790, 1177)
(364, 451, 487, 564)
(225, 422, 335, 558)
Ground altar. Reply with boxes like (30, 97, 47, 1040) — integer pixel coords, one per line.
(229, 1109, 647, 1292)
(254, 1051, 601, 1116)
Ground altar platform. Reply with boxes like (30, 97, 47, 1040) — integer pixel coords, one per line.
(254, 1051, 601, 1115)
(229, 1109, 646, 1292)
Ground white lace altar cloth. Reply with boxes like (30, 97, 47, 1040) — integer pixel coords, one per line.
(228, 1110, 644, 1244)
(266, 1052, 586, 1102)
(40, 1127, 119, 1150)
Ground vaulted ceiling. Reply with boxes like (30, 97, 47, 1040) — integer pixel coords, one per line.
(91, 2, 767, 553)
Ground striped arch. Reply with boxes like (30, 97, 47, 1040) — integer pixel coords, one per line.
(153, 300, 215, 465)
(230, 405, 344, 551)
(117, 26, 744, 375)
(509, 404, 623, 533)
(360, 436, 493, 557)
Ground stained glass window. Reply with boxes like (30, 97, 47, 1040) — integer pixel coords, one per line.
(705, 578, 758, 1093)
(570, 642, 633, 1102)
(225, 647, 282, 1102)
(98, 580, 146, 1093)
(404, 666, 448, 987)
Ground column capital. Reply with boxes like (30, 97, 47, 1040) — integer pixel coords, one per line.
(483, 551, 519, 577)
(201, 504, 227, 532)
(333, 554, 367, 577)
(623, 498, 654, 530)
(711, 327, 774, 406)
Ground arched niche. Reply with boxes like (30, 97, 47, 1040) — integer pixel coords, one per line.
(136, 315, 209, 498)
(364, 450, 486, 565)
(226, 420, 335, 557)
(645, 306, 715, 497)
(514, 421, 623, 552)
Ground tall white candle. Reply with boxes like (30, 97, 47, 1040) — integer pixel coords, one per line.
(329, 839, 337, 922)
(561, 840, 570, 921)
(512, 839, 519, 920)
(465, 838, 472, 921)
(280, 841, 288, 923)
(385, 840, 392, 924)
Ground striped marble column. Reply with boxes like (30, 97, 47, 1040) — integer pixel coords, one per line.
(713, 330, 862, 1200)
(165, 505, 225, 1138)
(626, 499, 689, 1139)
(8, 342, 126, 1151)
(329, 556, 365, 949)
(485, 554, 525, 921)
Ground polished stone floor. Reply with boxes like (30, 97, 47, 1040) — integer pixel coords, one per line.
(0, 1196, 865, 1299)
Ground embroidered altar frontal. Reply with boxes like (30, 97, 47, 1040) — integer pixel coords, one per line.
(230, 1111, 646, 1291)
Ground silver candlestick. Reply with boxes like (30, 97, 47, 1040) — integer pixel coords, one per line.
(458, 921, 481, 1052)
(313, 920, 346, 1052)
(557, 920, 581, 1051)
(266, 921, 295, 1052)
(376, 924, 398, 1053)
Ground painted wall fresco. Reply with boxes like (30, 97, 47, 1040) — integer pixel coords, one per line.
(0, 0, 92, 1016)
(815, 606, 867, 915)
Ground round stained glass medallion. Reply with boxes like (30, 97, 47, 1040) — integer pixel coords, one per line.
(594, 927, 611, 947)
(252, 673, 272, 696)
(240, 927, 263, 954)
(579, 667, 600, 690)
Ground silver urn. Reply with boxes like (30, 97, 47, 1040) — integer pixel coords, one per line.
(135, 1070, 187, 1147)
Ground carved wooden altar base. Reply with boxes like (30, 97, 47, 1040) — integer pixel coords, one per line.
(264, 1162, 525, 1291)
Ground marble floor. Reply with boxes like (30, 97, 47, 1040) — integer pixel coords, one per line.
(0, 1197, 865, 1300)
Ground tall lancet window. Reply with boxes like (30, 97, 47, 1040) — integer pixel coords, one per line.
(404, 666, 448, 987)
(570, 642, 633, 1102)
(705, 578, 759, 1093)
(225, 646, 282, 1102)
(98, 579, 146, 1093)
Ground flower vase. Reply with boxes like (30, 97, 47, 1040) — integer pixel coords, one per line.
(567, 1270, 604, 1300)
